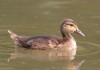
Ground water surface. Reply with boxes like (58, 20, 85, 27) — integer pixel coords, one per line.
(0, 0, 100, 70)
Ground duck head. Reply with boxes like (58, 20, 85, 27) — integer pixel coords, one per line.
(61, 18, 85, 37)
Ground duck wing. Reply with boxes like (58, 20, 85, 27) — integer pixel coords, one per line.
(25, 36, 60, 50)
(8, 30, 60, 49)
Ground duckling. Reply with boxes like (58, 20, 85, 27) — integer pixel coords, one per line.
(8, 18, 85, 50)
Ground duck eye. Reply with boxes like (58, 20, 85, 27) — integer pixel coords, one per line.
(70, 24, 73, 26)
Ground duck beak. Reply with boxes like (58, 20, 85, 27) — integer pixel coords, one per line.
(75, 28, 85, 37)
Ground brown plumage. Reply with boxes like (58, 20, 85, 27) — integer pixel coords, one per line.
(8, 18, 85, 50)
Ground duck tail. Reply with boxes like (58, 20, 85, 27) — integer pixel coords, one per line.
(8, 30, 18, 37)
(8, 30, 20, 44)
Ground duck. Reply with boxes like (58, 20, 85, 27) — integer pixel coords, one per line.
(8, 18, 85, 50)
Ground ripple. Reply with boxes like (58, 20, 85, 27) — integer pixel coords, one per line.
(0, 40, 100, 57)
(0, 41, 14, 53)
(77, 41, 100, 56)
(38, 1, 71, 8)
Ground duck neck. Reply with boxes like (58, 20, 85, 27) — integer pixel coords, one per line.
(60, 23, 72, 40)
(61, 30, 71, 39)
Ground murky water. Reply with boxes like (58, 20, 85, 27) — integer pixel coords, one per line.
(0, 0, 100, 70)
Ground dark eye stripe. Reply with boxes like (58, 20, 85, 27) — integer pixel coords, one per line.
(66, 24, 73, 26)
(70, 24, 73, 26)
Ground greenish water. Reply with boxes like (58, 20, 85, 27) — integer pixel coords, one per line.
(0, 0, 100, 70)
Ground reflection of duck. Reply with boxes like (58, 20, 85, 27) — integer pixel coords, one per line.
(7, 48, 85, 70)
(8, 48, 76, 61)
(8, 18, 85, 51)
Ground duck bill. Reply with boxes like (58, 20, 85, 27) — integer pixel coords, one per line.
(75, 29, 85, 37)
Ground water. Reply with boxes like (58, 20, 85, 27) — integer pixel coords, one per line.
(0, 0, 100, 70)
